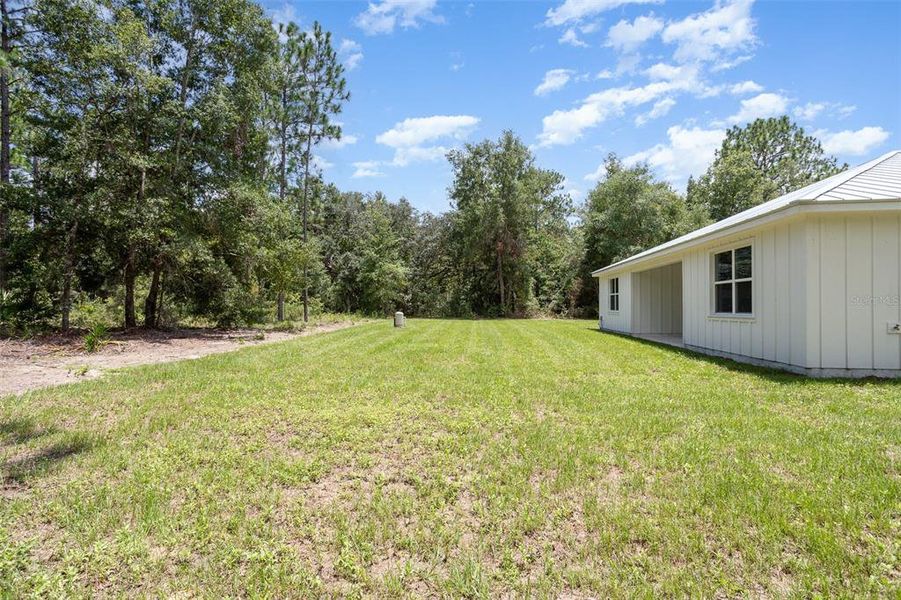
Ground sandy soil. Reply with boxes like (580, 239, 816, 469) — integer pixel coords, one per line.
(0, 321, 357, 397)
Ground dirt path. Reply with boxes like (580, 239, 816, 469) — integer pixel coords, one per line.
(0, 321, 360, 397)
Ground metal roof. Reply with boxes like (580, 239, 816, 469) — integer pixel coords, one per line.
(592, 150, 901, 276)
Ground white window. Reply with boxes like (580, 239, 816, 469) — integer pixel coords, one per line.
(609, 277, 620, 312)
(713, 245, 752, 314)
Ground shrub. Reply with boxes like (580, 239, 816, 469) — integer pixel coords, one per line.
(83, 324, 109, 353)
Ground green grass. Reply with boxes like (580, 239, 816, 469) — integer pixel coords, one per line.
(1, 319, 899, 597)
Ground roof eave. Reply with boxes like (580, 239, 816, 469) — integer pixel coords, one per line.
(590, 196, 901, 277)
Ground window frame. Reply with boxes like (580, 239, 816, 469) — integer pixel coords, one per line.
(710, 243, 754, 317)
(608, 277, 620, 313)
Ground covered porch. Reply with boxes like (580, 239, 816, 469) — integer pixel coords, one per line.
(630, 261, 683, 345)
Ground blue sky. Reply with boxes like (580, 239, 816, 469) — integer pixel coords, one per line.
(264, 0, 901, 214)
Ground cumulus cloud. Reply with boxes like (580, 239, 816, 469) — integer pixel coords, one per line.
(372, 115, 480, 167)
(376, 115, 479, 148)
(815, 126, 890, 156)
(559, 27, 589, 47)
(355, 0, 443, 35)
(725, 92, 788, 124)
(729, 80, 763, 95)
(352, 161, 384, 178)
(662, 0, 757, 64)
(537, 79, 698, 146)
(623, 125, 725, 186)
(320, 134, 359, 150)
(634, 97, 675, 126)
(338, 39, 364, 71)
(545, 0, 660, 27)
(606, 14, 663, 52)
(535, 69, 575, 96)
(793, 101, 856, 121)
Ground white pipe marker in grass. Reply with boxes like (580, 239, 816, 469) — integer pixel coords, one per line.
(394, 312, 405, 327)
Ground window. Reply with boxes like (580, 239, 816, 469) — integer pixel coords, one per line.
(609, 277, 620, 311)
(713, 245, 752, 314)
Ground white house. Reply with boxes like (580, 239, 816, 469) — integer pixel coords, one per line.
(593, 150, 901, 378)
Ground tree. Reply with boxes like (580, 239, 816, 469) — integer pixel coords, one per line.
(293, 21, 348, 323)
(579, 154, 707, 313)
(448, 131, 573, 317)
(688, 116, 845, 221)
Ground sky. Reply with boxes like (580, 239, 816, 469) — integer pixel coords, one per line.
(263, 0, 901, 214)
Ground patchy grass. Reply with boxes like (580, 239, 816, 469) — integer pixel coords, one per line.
(1, 319, 898, 597)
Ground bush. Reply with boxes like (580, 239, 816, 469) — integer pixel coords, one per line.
(83, 323, 109, 353)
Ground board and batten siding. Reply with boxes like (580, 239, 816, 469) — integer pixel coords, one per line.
(681, 212, 901, 372)
(598, 272, 631, 333)
(804, 213, 901, 371)
(683, 219, 808, 366)
(631, 262, 682, 335)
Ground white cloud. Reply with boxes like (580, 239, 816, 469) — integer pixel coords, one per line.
(355, 0, 443, 35)
(537, 79, 696, 146)
(338, 39, 364, 71)
(623, 125, 725, 186)
(634, 97, 675, 126)
(375, 115, 480, 167)
(583, 162, 608, 182)
(376, 115, 479, 148)
(605, 14, 663, 52)
(662, 0, 757, 64)
(535, 69, 575, 96)
(559, 27, 589, 47)
(312, 155, 334, 171)
(352, 161, 385, 178)
(644, 62, 698, 83)
(711, 54, 753, 72)
(320, 134, 359, 150)
(793, 101, 856, 121)
(729, 80, 763, 95)
(794, 101, 826, 121)
(596, 69, 614, 79)
(726, 92, 788, 124)
(545, 0, 660, 27)
(815, 126, 890, 156)
(269, 3, 298, 28)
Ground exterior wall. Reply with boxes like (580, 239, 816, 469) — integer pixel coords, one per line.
(681, 212, 901, 374)
(597, 208, 901, 376)
(598, 272, 631, 333)
(803, 213, 901, 371)
(631, 262, 682, 334)
(682, 218, 809, 367)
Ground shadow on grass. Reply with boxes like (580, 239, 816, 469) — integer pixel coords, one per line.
(2, 430, 98, 486)
(0, 417, 57, 446)
(590, 327, 901, 387)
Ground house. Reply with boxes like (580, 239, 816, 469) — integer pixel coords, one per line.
(593, 150, 901, 378)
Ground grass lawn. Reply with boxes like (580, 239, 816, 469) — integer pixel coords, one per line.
(1, 319, 899, 597)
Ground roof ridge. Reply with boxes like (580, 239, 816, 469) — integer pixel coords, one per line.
(809, 150, 901, 200)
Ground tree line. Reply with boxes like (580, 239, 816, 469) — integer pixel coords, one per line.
(0, 0, 846, 330)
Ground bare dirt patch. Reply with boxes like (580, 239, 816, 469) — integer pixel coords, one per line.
(0, 321, 358, 397)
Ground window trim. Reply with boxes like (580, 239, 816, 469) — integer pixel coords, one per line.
(709, 243, 754, 317)
(608, 277, 620, 313)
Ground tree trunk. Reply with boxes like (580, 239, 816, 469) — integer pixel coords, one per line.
(278, 88, 287, 203)
(300, 127, 313, 323)
(143, 260, 161, 328)
(497, 247, 506, 317)
(277, 291, 285, 322)
(61, 220, 78, 332)
(124, 251, 136, 329)
(0, 0, 10, 294)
